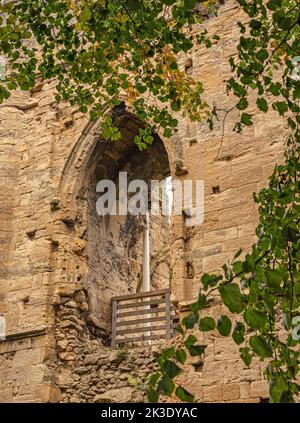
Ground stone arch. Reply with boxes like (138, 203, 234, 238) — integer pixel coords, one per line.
(53, 106, 185, 338)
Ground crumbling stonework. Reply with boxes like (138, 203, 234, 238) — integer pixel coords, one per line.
(0, 1, 287, 402)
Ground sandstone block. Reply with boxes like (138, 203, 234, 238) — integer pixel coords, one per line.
(203, 385, 223, 402)
(239, 382, 250, 399)
(93, 387, 134, 403)
(223, 383, 240, 401)
(250, 380, 269, 399)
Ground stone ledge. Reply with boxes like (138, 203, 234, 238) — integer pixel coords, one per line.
(0, 327, 47, 343)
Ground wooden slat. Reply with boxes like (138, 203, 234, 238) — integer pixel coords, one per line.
(117, 325, 166, 336)
(111, 289, 179, 346)
(116, 334, 163, 344)
(165, 291, 171, 340)
(117, 320, 178, 330)
(112, 289, 169, 302)
(117, 316, 166, 327)
(111, 299, 117, 348)
(117, 306, 176, 319)
(117, 306, 166, 318)
(117, 298, 165, 310)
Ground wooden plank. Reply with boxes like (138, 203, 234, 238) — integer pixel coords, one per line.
(117, 325, 167, 336)
(117, 307, 166, 318)
(112, 289, 170, 302)
(116, 334, 163, 345)
(111, 300, 118, 348)
(117, 306, 176, 318)
(165, 291, 171, 340)
(117, 298, 165, 310)
(117, 316, 166, 327)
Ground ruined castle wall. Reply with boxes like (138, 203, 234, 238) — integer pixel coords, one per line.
(0, 0, 287, 402)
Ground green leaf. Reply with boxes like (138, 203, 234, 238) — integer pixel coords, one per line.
(145, 135, 154, 144)
(175, 386, 194, 403)
(112, 130, 121, 141)
(149, 372, 160, 387)
(277, 17, 292, 30)
(176, 324, 184, 335)
(256, 98, 268, 112)
(162, 347, 176, 360)
(182, 312, 198, 329)
(162, 360, 181, 379)
(240, 347, 252, 366)
(197, 293, 207, 310)
(184, 334, 197, 348)
(244, 308, 267, 330)
(233, 248, 243, 260)
(267, 0, 282, 11)
(241, 113, 253, 126)
(273, 101, 288, 115)
(233, 261, 244, 274)
(163, 128, 172, 138)
(249, 335, 273, 359)
(219, 283, 245, 314)
(148, 388, 159, 403)
(184, 0, 197, 10)
(170, 61, 178, 70)
(188, 345, 206, 357)
(250, 20, 262, 31)
(199, 317, 216, 331)
(161, 0, 176, 4)
(270, 375, 288, 403)
(266, 269, 282, 291)
(237, 98, 249, 110)
(102, 128, 112, 140)
(244, 254, 255, 272)
(217, 315, 232, 336)
(257, 50, 269, 62)
(232, 322, 245, 345)
(201, 273, 222, 290)
(157, 375, 175, 396)
(136, 83, 147, 94)
(176, 349, 187, 365)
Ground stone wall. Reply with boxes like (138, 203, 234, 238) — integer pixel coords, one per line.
(53, 288, 160, 403)
(0, 0, 288, 402)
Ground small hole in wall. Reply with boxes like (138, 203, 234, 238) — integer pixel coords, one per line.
(260, 398, 269, 403)
(186, 261, 195, 279)
(76, 265, 80, 270)
(22, 295, 30, 305)
(26, 230, 36, 240)
(189, 138, 197, 146)
(192, 362, 204, 372)
(61, 218, 75, 229)
(51, 240, 59, 252)
(77, 275, 82, 282)
(184, 57, 193, 75)
(50, 198, 60, 211)
(212, 185, 220, 194)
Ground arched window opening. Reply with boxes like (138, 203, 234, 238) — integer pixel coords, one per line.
(83, 112, 173, 335)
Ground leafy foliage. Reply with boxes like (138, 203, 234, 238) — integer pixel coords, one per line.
(0, 0, 218, 148)
(0, 0, 300, 404)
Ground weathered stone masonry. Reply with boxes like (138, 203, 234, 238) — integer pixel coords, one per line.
(0, 1, 287, 402)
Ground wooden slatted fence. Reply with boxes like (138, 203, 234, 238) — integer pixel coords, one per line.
(111, 289, 179, 348)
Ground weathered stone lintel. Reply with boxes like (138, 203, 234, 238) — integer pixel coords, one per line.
(0, 327, 47, 345)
